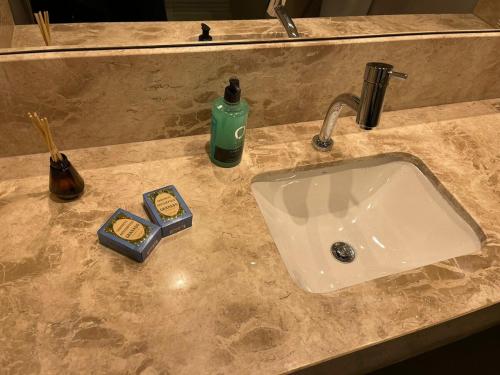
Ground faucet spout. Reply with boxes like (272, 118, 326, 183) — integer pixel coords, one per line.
(267, 0, 300, 38)
(313, 94, 360, 151)
(312, 62, 407, 152)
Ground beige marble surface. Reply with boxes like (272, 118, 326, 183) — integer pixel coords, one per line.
(474, 0, 500, 28)
(1, 100, 499, 374)
(8, 13, 493, 51)
(0, 0, 13, 48)
(1, 32, 499, 158)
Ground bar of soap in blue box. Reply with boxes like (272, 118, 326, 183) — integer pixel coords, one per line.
(97, 208, 161, 262)
(143, 185, 193, 237)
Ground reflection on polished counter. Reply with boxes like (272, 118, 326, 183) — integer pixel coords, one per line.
(1, 99, 499, 374)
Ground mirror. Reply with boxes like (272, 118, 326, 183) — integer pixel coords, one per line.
(1, 0, 498, 52)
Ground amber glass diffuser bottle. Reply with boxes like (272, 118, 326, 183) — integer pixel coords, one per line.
(28, 112, 85, 201)
(49, 153, 85, 200)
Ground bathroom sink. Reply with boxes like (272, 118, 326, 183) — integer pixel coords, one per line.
(251, 153, 483, 293)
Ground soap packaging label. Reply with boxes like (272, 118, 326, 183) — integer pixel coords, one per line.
(143, 185, 193, 237)
(97, 208, 161, 262)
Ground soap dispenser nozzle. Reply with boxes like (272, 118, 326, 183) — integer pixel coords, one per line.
(224, 78, 241, 104)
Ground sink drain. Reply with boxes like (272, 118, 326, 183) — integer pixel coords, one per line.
(331, 242, 356, 263)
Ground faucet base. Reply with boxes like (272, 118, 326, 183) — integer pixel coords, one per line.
(312, 134, 333, 152)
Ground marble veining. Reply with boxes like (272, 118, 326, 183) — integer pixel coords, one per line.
(0, 100, 499, 374)
(0, 32, 499, 158)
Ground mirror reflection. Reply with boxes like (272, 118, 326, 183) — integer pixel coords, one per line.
(1, 0, 497, 52)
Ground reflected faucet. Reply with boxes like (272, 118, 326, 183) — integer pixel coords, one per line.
(312, 62, 408, 152)
(267, 0, 300, 38)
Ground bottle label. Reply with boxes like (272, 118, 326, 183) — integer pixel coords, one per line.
(213, 145, 243, 164)
(234, 125, 245, 140)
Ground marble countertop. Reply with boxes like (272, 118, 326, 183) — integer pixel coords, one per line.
(1, 100, 499, 374)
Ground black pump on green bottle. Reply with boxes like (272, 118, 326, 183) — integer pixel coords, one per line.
(224, 78, 241, 104)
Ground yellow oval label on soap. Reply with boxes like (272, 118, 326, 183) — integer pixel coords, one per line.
(112, 218, 146, 241)
(155, 192, 180, 217)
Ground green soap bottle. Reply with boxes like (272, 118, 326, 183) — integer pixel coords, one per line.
(210, 77, 249, 168)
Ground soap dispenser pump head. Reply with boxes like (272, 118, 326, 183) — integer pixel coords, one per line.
(224, 77, 241, 104)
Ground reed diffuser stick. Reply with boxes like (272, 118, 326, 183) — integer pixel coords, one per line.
(43, 11, 50, 40)
(28, 112, 54, 160)
(27, 113, 50, 150)
(33, 11, 51, 46)
(33, 13, 47, 46)
(28, 112, 62, 162)
(41, 116, 56, 158)
(39, 12, 50, 45)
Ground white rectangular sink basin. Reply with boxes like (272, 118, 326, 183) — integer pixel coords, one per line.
(251, 153, 483, 293)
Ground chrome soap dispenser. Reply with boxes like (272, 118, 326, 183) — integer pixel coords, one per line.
(209, 78, 249, 168)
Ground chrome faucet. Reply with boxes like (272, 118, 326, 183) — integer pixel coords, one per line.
(312, 62, 408, 151)
(267, 0, 300, 38)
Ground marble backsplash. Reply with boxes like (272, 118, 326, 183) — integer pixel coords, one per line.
(0, 32, 499, 157)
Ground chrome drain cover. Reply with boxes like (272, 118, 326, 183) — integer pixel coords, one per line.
(331, 242, 356, 263)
